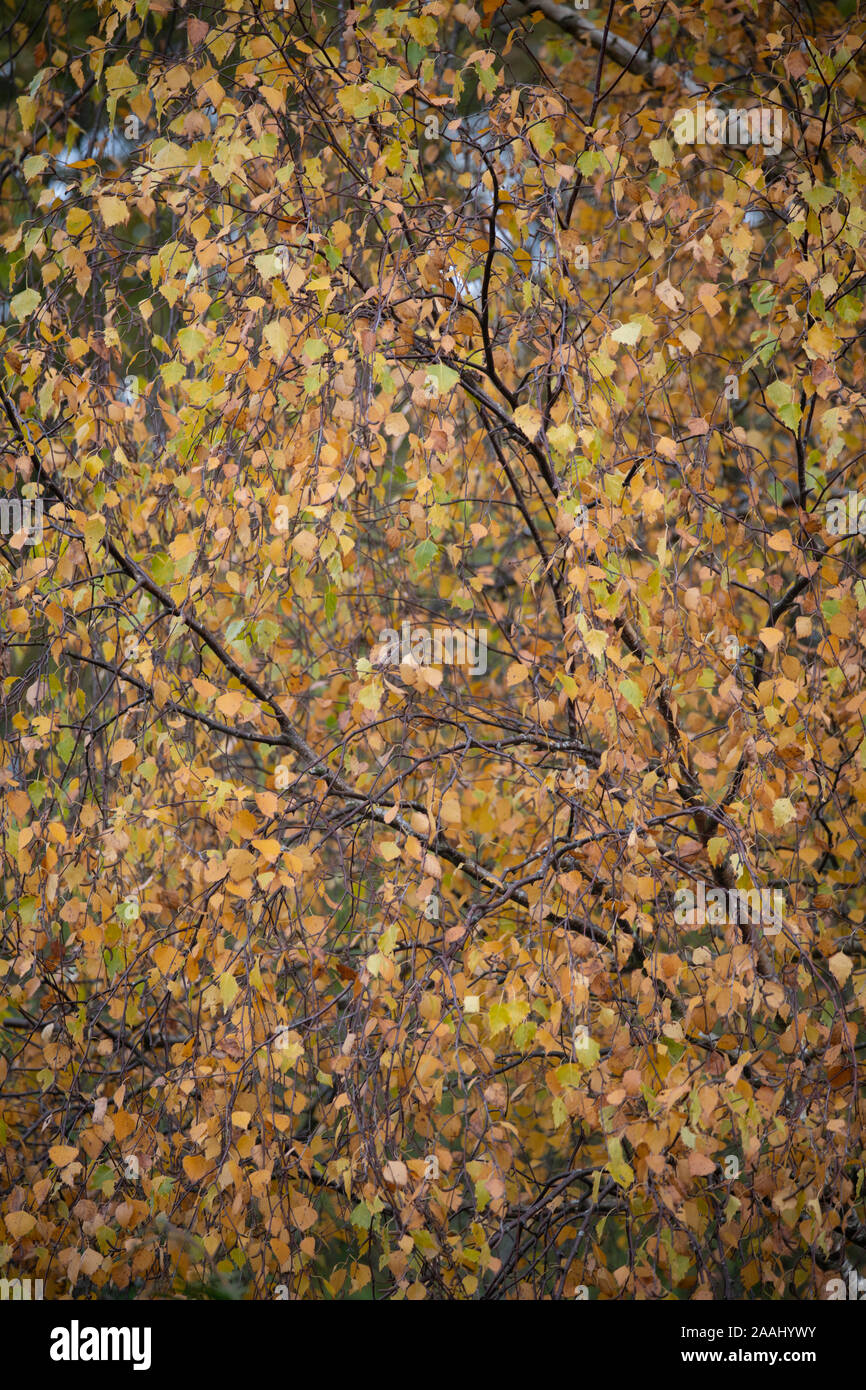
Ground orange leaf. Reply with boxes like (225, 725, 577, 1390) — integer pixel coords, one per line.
(182, 1154, 211, 1182)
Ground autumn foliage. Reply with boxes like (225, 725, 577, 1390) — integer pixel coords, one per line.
(2, 0, 866, 1300)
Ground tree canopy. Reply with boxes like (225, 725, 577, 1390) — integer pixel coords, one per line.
(2, 0, 866, 1300)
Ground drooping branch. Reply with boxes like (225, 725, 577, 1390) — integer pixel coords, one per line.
(501, 0, 700, 94)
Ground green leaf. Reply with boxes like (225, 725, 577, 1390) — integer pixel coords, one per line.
(177, 327, 207, 360)
(606, 1136, 635, 1188)
(28, 780, 47, 810)
(424, 363, 459, 397)
(619, 678, 644, 711)
(750, 283, 775, 317)
(577, 149, 605, 177)
(554, 1063, 584, 1087)
(337, 85, 377, 120)
(529, 120, 555, 158)
(412, 538, 438, 573)
(649, 137, 675, 168)
(766, 379, 801, 429)
(803, 183, 835, 213)
(488, 1003, 509, 1036)
(350, 1201, 372, 1230)
(22, 156, 47, 181)
(18, 895, 38, 924)
(253, 252, 281, 281)
(151, 552, 174, 585)
(836, 294, 862, 323)
(576, 1032, 600, 1067)
(10, 287, 40, 320)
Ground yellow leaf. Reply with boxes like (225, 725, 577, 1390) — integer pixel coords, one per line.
(83, 513, 106, 551)
(192, 677, 220, 700)
(260, 85, 285, 113)
(254, 252, 282, 281)
(218, 972, 239, 1008)
(707, 835, 729, 866)
(4, 1211, 35, 1239)
(49, 1144, 78, 1167)
(611, 320, 643, 345)
(584, 628, 608, 661)
(697, 283, 722, 317)
(286, 263, 305, 294)
(215, 690, 245, 718)
(384, 412, 408, 437)
(17, 96, 37, 131)
(805, 322, 838, 361)
(110, 738, 136, 763)
(98, 196, 129, 227)
(292, 530, 318, 560)
(263, 319, 290, 358)
(104, 60, 137, 95)
(66, 208, 92, 237)
(252, 838, 282, 864)
(548, 422, 577, 454)
(829, 952, 852, 987)
(289, 1196, 317, 1232)
(776, 677, 799, 704)
(359, 682, 382, 711)
(606, 1137, 634, 1188)
(655, 278, 684, 310)
(153, 943, 180, 975)
(270, 1237, 292, 1270)
(513, 404, 543, 440)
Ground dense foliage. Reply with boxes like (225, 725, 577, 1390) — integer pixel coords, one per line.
(2, 0, 866, 1300)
